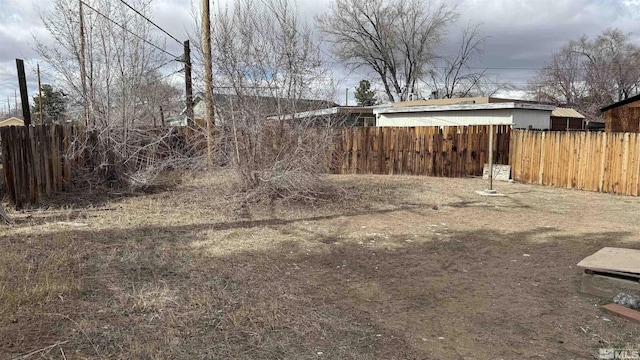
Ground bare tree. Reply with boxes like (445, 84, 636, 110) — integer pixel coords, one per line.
(33, 0, 198, 191)
(317, 0, 457, 102)
(208, 0, 341, 202)
(528, 41, 586, 105)
(580, 29, 640, 103)
(34, 0, 179, 130)
(529, 28, 640, 119)
(429, 23, 489, 99)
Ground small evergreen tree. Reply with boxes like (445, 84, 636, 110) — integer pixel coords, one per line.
(32, 84, 67, 124)
(354, 80, 377, 106)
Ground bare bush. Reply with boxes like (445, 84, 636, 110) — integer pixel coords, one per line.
(206, 0, 342, 205)
(67, 123, 215, 193)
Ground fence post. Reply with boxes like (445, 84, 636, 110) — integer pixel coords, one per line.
(538, 131, 545, 184)
(598, 132, 608, 192)
(488, 124, 493, 190)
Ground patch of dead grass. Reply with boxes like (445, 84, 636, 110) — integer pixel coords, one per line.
(1, 173, 640, 358)
(0, 233, 85, 320)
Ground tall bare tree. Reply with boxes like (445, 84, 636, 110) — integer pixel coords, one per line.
(529, 28, 640, 119)
(34, 0, 180, 130)
(430, 23, 489, 99)
(317, 0, 457, 102)
(206, 0, 338, 201)
(33, 0, 192, 191)
(528, 41, 586, 105)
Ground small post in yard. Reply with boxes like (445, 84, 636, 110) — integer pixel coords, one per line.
(15, 59, 31, 126)
(489, 123, 493, 191)
(475, 123, 504, 197)
(345, 87, 348, 106)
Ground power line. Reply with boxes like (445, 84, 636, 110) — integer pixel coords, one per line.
(116, 0, 183, 45)
(148, 58, 180, 73)
(80, 0, 180, 59)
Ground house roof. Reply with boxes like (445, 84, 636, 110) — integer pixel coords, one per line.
(600, 93, 640, 112)
(551, 107, 585, 119)
(186, 92, 339, 119)
(270, 106, 376, 120)
(393, 97, 529, 108)
(374, 102, 556, 115)
(0, 117, 24, 127)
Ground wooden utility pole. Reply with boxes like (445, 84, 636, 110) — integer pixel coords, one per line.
(183, 40, 194, 126)
(79, 0, 88, 127)
(15, 59, 31, 126)
(37, 64, 43, 125)
(202, 0, 214, 164)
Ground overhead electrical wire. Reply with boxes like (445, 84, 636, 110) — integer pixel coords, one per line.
(116, 0, 183, 45)
(80, 0, 180, 59)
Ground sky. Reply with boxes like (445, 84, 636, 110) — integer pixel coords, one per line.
(1, 0, 640, 111)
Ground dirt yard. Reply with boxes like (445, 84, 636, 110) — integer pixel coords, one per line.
(1, 173, 639, 359)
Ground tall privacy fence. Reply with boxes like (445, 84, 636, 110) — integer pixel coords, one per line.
(2, 124, 640, 208)
(331, 125, 510, 177)
(510, 130, 640, 196)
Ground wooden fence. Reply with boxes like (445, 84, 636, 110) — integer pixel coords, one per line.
(332, 125, 510, 177)
(0, 125, 202, 208)
(510, 130, 640, 196)
(0, 125, 96, 208)
(9, 124, 640, 207)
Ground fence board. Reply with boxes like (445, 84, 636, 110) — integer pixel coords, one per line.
(333, 125, 510, 177)
(510, 130, 640, 197)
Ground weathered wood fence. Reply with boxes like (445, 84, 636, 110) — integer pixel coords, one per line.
(332, 125, 510, 177)
(0, 125, 94, 208)
(510, 130, 640, 196)
(0, 125, 202, 208)
(7, 124, 640, 207)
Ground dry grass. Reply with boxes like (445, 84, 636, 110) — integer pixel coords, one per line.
(1, 172, 640, 359)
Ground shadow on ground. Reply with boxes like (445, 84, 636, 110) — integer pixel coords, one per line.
(1, 208, 639, 359)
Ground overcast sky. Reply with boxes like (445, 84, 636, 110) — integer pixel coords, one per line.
(1, 0, 640, 110)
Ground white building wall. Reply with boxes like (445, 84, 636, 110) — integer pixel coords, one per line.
(376, 108, 553, 129)
(511, 109, 551, 129)
(376, 109, 514, 127)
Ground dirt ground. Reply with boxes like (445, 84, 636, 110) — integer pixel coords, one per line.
(1, 172, 639, 359)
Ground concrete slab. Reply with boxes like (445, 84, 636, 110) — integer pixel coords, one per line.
(475, 189, 506, 197)
(581, 272, 640, 298)
(578, 247, 640, 275)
